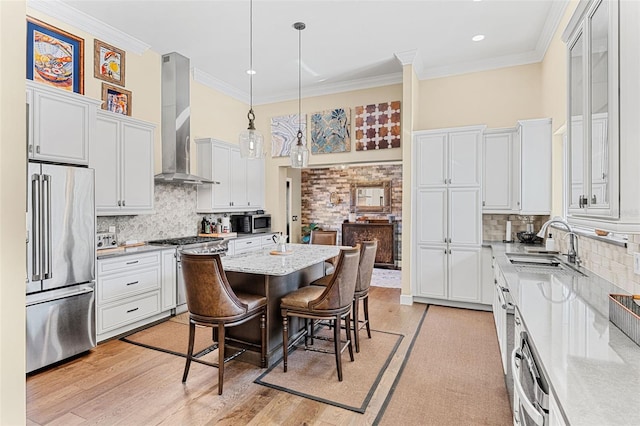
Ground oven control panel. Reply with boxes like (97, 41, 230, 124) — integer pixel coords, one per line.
(96, 232, 118, 250)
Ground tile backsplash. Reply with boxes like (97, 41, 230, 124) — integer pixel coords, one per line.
(483, 214, 550, 242)
(97, 183, 202, 242)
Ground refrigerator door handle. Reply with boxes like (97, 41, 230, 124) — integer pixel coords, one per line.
(31, 174, 41, 281)
(43, 174, 52, 279)
(26, 286, 94, 307)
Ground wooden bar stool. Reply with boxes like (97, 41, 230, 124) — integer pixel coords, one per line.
(353, 241, 377, 352)
(180, 252, 267, 395)
(280, 245, 360, 381)
(309, 230, 338, 275)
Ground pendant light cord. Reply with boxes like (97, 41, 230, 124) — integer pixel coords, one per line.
(294, 22, 305, 146)
(249, 0, 253, 111)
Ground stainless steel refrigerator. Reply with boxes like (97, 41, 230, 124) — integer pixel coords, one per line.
(26, 162, 96, 373)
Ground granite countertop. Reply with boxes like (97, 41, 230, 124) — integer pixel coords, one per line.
(96, 244, 173, 259)
(487, 241, 640, 425)
(221, 243, 340, 276)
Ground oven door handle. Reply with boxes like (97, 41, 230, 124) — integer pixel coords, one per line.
(511, 347, 545, 426)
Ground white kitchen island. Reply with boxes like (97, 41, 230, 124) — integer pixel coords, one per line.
(221, 243, 341, 367)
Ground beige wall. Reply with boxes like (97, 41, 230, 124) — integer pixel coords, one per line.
(1, 1, 27, 424)
(255, 84, 403, 236)
(417, 63, 543, 130)
(541, 1, 579, 217)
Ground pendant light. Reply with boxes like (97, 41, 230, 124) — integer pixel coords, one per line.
(290, 21, 309, 168)
(239, 0, 264, 159)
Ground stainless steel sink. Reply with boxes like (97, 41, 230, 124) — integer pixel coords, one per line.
(506, 253, 586, 277)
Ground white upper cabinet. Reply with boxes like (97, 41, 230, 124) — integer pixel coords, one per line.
(483, 129, 515, 211)
(481, 119, 551, 215)
(91, 111, 155, 215)
(518, 118, 552, 215)
(26, 81, 100, 165)
(415, 127, 481, 187)
(565, 0, 619, 219)
(196, 138, 265, 213)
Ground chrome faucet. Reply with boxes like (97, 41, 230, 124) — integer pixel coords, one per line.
(537, 216, 579, 264)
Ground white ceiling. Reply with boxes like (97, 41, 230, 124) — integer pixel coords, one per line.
(33, 0, 568, 105)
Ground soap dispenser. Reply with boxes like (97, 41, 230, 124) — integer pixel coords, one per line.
(545, 233, 555, 251)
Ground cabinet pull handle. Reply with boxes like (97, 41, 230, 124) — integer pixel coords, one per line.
(515, 316, 521, 326)
(126, 281, 139, 286)
(126, 260, 139, 265)
(122, 200, 126, 207)
(36, 145, 40, 154)
(482, 201, 485, 207)
(28, 145, 33, 153)
(118, 200, 121, 207)
(126, 307, 139, 313)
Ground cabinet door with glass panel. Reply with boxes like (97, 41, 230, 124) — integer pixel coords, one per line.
(566, 0, 619, 218)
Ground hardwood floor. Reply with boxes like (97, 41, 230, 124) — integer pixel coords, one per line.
(27, 287, 427, 425)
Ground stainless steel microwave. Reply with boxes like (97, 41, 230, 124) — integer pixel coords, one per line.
(231, 214, 271, 234)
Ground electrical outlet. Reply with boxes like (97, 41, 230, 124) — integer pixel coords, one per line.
(108, 225, 116, 233)
(634, 253, 640, 275)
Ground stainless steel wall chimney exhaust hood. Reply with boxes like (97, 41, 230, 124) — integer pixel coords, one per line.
(155, 52, 217, 185)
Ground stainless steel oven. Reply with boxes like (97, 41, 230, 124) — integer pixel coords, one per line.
(512, 331, 549, 426)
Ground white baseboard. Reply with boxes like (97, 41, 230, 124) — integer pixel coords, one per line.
(400, 294, 413, 305)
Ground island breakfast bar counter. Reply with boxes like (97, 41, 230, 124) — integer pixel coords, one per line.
(220, 243, 342, 367)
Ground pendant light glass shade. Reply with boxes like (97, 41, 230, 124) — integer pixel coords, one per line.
(239, 0, 264, 159)
(239, 109, 264, 159)
(290, 21, 308, 168)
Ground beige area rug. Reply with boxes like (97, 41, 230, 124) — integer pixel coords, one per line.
(121, 315, 217, 361)
(374, 305, 512, 425)
(254, 326, 403, 413)
(370, 267, 401, 288)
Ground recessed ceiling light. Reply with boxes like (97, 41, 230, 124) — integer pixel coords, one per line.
(246, 69, 256, 75)
(472, 34, 485, 42)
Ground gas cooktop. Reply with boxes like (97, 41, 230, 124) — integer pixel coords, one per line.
(148, 236, 223, 246)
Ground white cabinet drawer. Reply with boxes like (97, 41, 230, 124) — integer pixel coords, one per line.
(98, 252, 161, 274)
(235, 237, 262, 253)
(98, 291, 161, 333)
(261, 234, 277, 246)
(98, 267, 160, 303)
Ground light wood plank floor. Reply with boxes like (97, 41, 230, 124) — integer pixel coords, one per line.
(27, 287, 427, 425)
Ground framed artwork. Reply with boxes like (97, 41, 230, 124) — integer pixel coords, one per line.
(101, 83, 132, 116)
(26, 16, 84, 94)
(310, 108, 351, 154)
(271, 114, 306, 157)
(354, 101, 401, 150)
(94, 39, 126, 86)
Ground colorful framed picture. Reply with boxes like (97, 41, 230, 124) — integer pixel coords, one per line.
(101, 83, 132, 116)
(94, 39, 125, 86)
(26, 16, 84, 94)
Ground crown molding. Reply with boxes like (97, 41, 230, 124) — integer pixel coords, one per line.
(192, 68, 249, 104)
(27, 0, 150, 55)
(254, 72, 403, 105)
(535, 0, 569, 58)
(422, 50, 542, 80)
(394, 49, 419, 66)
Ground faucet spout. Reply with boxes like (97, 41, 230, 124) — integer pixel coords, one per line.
(537, 216, 579, 264)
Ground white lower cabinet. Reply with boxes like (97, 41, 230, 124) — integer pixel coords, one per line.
(226, 233, 277, 256)
(415, 245, 481, 303)
(96, 249, 175, 342)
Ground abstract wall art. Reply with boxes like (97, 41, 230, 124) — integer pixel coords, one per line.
(354, 101, 401, 151)
(310, 108, 351, 154)
(271, 114, 306, 157)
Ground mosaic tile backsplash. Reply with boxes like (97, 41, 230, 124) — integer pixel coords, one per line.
(97, 183, 220, 243)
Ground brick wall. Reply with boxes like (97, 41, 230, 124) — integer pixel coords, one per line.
(301, 164, 402, 264)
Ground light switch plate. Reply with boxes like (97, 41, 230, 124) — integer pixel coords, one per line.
(634, 253, 640, 275)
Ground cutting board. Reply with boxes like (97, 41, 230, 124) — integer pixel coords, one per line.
(199, 232, 237, 238)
